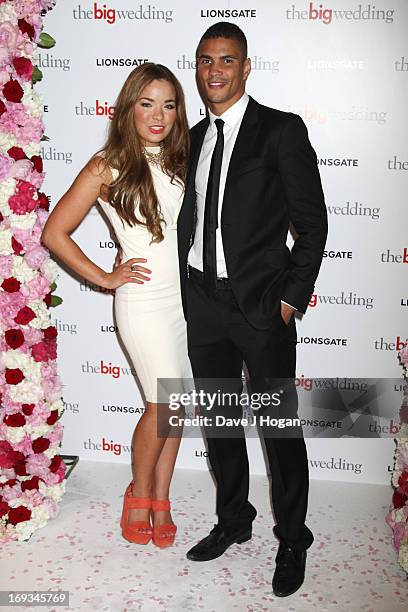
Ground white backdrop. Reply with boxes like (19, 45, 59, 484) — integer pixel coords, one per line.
(37, 0, 407, 484)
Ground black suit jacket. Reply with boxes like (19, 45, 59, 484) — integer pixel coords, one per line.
(177, 96, 328, 330)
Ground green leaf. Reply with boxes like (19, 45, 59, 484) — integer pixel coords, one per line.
(39, 32, 56, 49)
(50, 282, 57, 291)
(41, 134, 50, 142)
(32, 66, 43, 84)
(51, 295, 63, 307)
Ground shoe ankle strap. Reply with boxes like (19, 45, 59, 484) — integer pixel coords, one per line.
(152, 499, 170, 511)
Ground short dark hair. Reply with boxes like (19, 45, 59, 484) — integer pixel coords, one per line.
(197, 22, 248, 59)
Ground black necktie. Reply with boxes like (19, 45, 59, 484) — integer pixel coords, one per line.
(203, 118, 224, 289)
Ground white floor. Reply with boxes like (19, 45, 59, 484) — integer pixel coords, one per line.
(0, 461, 407, 612)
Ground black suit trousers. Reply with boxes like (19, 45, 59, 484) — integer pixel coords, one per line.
(186, 272, 314, 551)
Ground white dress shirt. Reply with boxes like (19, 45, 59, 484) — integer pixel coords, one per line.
(187, 92, 295, 311)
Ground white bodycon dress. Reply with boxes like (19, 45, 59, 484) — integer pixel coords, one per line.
(97, 150, 193, 403)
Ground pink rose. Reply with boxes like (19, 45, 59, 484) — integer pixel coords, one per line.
(0, 23, 19, 68)
(24, 245, 48, 269)
(8, 159, 33, 181)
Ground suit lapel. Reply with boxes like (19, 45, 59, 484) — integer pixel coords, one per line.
(222, 97, 260, 218)
(185, 118, 209, 206)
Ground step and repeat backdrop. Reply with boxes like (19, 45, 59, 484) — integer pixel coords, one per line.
(37, 1, 407, 485)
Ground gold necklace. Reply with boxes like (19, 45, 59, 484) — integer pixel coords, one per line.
(143, 143, 165, 167)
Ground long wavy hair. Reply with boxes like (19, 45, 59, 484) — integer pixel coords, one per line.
(97, 63, 189, 242)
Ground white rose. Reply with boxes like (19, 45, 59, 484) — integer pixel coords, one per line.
(0, 228, 13, 255)
(23, 89, 44, 118)
(0, 6, 17, 22)
(0, 131, 17, 153)
(8, 212, 36, 230)
(30, 506, 50, 529)
(0, 177, 16, 205)
(4, 426, 25, 444)
(29, 424, 51, 438)
(39, 481, 66, 502)
(27, 299, 51, 329)
(15, 520, 35, 542)
(12, 256, 37, 282)
(41, 258, 59, 283)
(9, 380, 44, 404)
(23, 142, 41, 158)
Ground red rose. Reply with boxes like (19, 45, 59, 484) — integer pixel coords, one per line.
(47, 409, 59, 425)
(12, 236, 23, 254)
(43, 292, 52, 307)
(3, 413, 26, 427)
(21, 476, 40, 491)
(32, 437, 50, 453)
(398, 471, 408, 496)
(393, 490, 408, 509)
(49, 455, 62, 473)
(0, 212, 3, 223)
(5, 329, 24, 349)
(14, 459, 28, 476)
(0, 100, 6, 116)
(8, 147, 26, 161)
(43, 326, 57, 340)
(8, 505, 31, 525)
(30, 156, 43, 173)
(37, 192, 49, 210)
(14, 306, 36, 325)
(2, 79, 24, 103)
(6, 479, 17, 487)
(17, 19, 35, 41)
(5, 368, 24, 385)
(1, 277, 21, 293)
(0, 501, 10, 518)
(12, 57, 34, 81)
(22, 404, 35, 415)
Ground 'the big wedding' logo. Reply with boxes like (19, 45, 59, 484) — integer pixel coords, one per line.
(286, 3, 395, 24)
(73, 3, 173, 24)
(75, 100, 115, 119)
(327, 201, 380, 220)
(380, 248, 408, 264)
(309, 292, 374, 309)
(176, 55, 279, 72)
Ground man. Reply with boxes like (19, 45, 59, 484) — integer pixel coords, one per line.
(177, 22, 327, 597)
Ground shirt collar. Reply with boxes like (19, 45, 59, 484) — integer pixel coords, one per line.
(208, 92, 249, 129)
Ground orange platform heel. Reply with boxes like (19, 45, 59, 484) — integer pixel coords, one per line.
(151, 499, 177, 548)
(120, 483, 152, 544)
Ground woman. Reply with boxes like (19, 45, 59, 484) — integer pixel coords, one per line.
(41, 63, 192, 548)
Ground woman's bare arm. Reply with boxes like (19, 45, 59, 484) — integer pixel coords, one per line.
(41, 158, 151, 288)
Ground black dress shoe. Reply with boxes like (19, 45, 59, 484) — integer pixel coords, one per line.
(272, 542, 307, 597)
(186, 524, 252, 562)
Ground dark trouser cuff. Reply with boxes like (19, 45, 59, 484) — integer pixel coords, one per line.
(273, 524, 314, 551)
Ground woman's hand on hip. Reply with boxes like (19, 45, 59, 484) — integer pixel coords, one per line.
(102, 257, 151, 289)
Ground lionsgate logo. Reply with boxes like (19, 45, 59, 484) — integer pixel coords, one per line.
(73, 3, 173, 24)
(298, 336, 348, 346)
(38, 53, 70, 71)
(176, 55, 279, 72)
(388, 155, 408, 170)
(380, 248, 408, 264)
(327, 201, 380, 220)
(317, 158, 358, 167)
(286, 3, 395, 24)
(102, 403, 145, 414)
(308, 59, 364, 71)
(374, 336, 406, 351)
(100, 324, 118, 333)
(99, 240, 120, 249)
(75, 100, 114, 120)
(41, 146, 72, 165)
(96, 58, 149, 68)
(323, 250, 353, 260)
(200, 8, 257, 18)
(309, 292, 374, 309)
